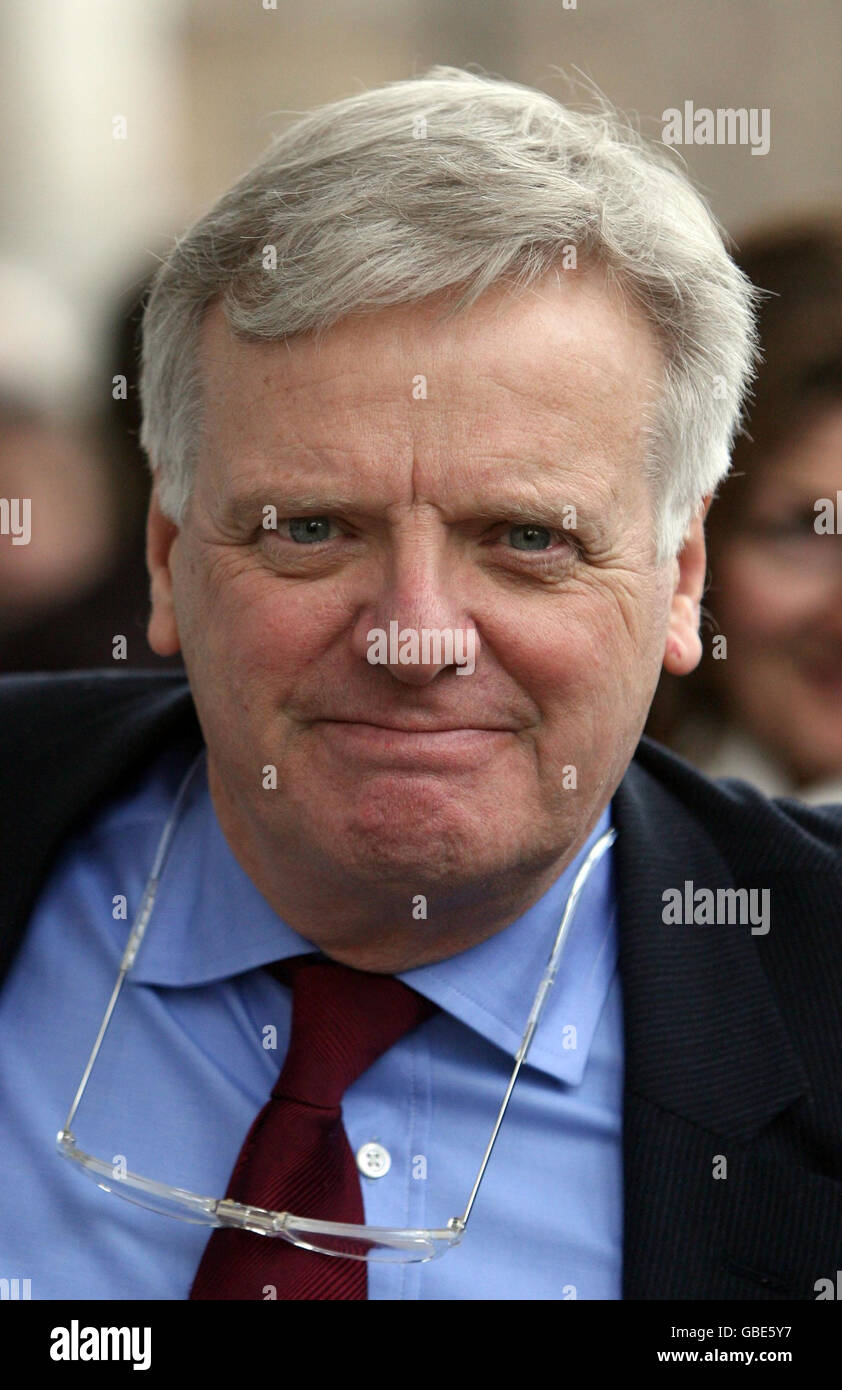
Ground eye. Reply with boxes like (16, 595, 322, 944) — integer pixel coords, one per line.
(506, 523, 556, 551)
(285, 516, 337, 544)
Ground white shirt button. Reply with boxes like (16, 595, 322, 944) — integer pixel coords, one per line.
(356, 1141, 391, 1179)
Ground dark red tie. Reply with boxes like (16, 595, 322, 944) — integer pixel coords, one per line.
(190, 954, 438, 1300)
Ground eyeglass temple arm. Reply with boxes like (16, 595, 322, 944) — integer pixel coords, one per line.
(452, 826, 616, 1233)
(61, 756, 203, 1136)
(61, 875, 161, 1135)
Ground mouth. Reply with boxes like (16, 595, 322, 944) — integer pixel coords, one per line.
(321, 717, 515, 732)
(312, 718, 516, 768)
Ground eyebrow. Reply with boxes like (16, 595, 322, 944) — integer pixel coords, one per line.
(221, 492, 362, 526)
(464, 501, 587, 528)
(220, 489, 604, 538)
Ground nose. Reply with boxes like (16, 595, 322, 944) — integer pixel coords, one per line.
(351, 525, 478, 686)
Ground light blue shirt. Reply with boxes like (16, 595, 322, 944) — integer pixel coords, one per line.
(0, 740, 623, 1300)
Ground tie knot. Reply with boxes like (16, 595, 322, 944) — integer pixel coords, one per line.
(268, 954, 438, 1107)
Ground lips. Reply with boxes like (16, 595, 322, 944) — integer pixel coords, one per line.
(313, 718, 515, 769)
(319, 718, 515, 733)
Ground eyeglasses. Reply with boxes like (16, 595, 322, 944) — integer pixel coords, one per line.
(57, 750, 616, 1264)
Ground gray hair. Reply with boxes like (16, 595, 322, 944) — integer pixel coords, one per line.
(139, 65, 760, 564)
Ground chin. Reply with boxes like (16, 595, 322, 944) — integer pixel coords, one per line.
(322, 799, 520, 886)
(340, 816, 505, 884)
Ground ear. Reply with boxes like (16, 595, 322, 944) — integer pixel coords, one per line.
(146, 488, 182, 657)
(662, 495, 712, 677)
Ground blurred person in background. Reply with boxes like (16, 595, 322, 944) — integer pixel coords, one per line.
(646, 218, 842, 802)
(0, 265, 181, 671)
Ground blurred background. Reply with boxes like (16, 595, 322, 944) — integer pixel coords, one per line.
(1, 0, 840, 796)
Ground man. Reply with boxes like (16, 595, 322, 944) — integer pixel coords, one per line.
(1, 66, 841, 1302)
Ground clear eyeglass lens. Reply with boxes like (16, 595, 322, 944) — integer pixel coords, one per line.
(278, 1217, 455, 1262)
(58, 1131, 457, 1262)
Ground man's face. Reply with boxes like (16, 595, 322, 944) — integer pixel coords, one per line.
(148, 267, 695, 953)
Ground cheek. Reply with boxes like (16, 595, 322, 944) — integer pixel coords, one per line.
(487, 587, 645, 720)
(175, 554, 332, 724)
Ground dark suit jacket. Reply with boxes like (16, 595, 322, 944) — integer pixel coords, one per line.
(2, 670, 842, 1300)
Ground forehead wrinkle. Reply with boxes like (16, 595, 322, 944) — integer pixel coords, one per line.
(479, 346, 649, 405)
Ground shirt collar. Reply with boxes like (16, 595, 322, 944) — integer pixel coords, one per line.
(132, 749, 617, 1085)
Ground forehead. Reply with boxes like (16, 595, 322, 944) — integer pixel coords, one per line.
(195, 266, 663, 503)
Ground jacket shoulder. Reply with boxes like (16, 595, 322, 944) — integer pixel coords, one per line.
(0, 669, 199, 986)
(632, 735, 842, 870)
(0, 667, 190, 740)
(0, 668, 195, 780)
